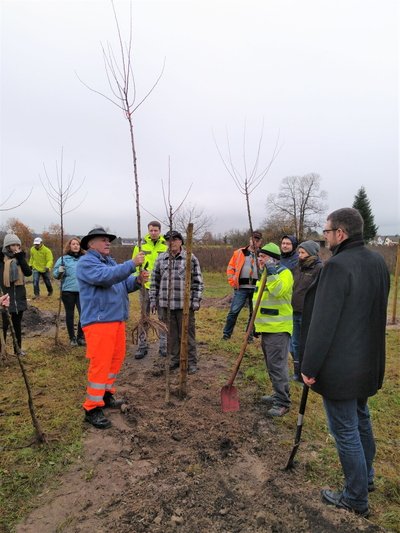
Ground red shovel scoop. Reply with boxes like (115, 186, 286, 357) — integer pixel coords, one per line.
(220, 271, 267, 413)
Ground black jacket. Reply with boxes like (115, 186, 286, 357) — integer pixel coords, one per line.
(0, 251, 32, 313)
(301, 237, 390, 400)
(292, 256, 323, 313)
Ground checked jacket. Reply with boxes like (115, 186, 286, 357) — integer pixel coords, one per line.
(149, 249, 204, 310)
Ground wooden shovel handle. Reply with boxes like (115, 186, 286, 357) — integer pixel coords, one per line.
(226, 269, 267, 387)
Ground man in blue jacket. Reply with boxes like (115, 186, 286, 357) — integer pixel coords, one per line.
(76, 227, 146, 429)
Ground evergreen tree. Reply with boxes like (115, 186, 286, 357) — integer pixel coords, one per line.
(352, 186, 378, 241)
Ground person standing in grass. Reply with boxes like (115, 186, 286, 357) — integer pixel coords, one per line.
(301, 208, 390, 518)
(76, 227, 146, 430)
(29, 237, 54, 298)
(149, 230, 204, 375)
(291, 240, 322, 381)
(131, 220, 167, 359)
(0, 233, 32, 354)
(53, 237, 86, 347)
(222, 231, 263, 341)
(254, 242, 293, 417)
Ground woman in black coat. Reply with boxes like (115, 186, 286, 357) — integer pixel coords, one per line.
(291, 240, 322, 379)
(0, 233, 32, 353)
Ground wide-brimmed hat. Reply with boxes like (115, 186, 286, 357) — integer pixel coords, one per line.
(81, 227, 117, 250)
(164, 230, 184, 245)
(258, 242, 281, 260)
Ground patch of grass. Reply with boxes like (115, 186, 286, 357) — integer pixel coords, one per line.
(203, 271, 230, 298)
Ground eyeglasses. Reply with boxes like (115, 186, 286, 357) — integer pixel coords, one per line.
(322, 228, 338, 235)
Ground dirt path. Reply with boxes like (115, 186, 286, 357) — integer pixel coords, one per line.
(16, 343, 384, 533)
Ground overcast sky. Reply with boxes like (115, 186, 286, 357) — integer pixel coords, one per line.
(1, 0, 399, 239)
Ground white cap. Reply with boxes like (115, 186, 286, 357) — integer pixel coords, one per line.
(33, 237, 42, 245)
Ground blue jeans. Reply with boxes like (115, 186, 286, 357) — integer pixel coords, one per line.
(323, 397, 375, 511)
(223, 288, 254, 338)
(32, 269, 53, 296)
(291, 312, 302, 364)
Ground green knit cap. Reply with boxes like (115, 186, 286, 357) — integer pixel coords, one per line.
(258, 242, 281, 260)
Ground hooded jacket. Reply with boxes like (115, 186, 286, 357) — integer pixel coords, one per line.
(301, 237, 390, 400)
(280, 235, 299, 272)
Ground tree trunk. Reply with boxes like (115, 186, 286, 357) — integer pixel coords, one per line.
(179, 223, 193, 398)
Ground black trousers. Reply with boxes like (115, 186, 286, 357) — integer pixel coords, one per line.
(2, 311, 24, 351)
(61, 291, 83, 340)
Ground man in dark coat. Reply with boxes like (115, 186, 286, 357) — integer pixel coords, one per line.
(301, 208, 390, 518)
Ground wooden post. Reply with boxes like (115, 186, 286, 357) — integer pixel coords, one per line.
(179, 223, 193, 398)
(391, 243, 400, 324)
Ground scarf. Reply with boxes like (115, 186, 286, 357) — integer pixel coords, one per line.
(3, 250, 24, 287)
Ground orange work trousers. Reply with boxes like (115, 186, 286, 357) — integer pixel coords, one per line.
(82, 321, 126, 411)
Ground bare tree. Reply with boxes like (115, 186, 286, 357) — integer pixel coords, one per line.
(174, 203, 214, 242)
(76, 1, 164, 249)
(214, 122, 280, 236)
(40, 149, 85, 345)
(77, 1, 164, 344)
(266, 173, 328, 242)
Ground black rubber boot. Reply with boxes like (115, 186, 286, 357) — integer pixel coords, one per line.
(103, 392, 125, 409)
(84, 407, 111, 429)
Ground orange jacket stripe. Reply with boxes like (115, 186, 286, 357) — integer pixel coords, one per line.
(82, 322, 126, 411)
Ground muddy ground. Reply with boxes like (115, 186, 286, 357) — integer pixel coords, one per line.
(15, 311, 385, 533)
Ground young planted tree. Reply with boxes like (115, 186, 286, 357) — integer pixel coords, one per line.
(214, 122, 280, 236)
(77, 0, 164, 343)
(266, 173, 328, 241)
(40, 149, 85, 345)
(0, 288, 47, 443)
(352, 186, 378, 242)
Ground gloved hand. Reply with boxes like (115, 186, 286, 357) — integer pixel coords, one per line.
(58, 265, 65, 276)
(150, 302, 157, 314)
(266, 264, 278, 275)
(192, 301, 200, 311)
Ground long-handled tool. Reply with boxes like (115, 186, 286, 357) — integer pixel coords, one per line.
(220, 270, 267, 413)
(285, 383, 309, 469)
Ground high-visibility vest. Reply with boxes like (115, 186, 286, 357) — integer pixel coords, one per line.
(132, 233, 167, 289)
(253, 264, 293, 334)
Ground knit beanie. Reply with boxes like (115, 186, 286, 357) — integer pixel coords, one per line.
(2, 233, 21, 252)
(298, 240, 320, 257)
(258, 242, 281, 260)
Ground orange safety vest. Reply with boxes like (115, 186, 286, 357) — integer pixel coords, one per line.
(227, 247, 257, 289)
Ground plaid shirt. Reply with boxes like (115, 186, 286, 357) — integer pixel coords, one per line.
(149, 249, 204, 309)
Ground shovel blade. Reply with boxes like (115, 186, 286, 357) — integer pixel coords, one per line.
(221, 385, 240, 412)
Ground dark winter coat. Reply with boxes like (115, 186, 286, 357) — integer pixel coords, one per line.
(280, 235, 299, 272)
(292, 256, 323, 313)
(0, 250, 32, 313)
(301, 236, 390, 400)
